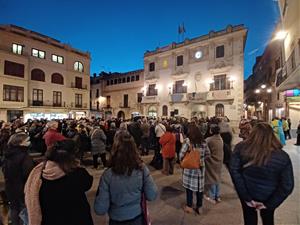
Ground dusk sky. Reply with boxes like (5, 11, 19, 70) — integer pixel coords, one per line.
(0, 0, 280, 79)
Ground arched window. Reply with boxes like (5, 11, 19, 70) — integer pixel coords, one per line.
(148, 106, 157, 117)
(51, 73, 64, 85)
(215, 104, 224, 117)
(162, 105, 168, 116)
(74, 61, 84, 72)
(31, 69, 45, 81)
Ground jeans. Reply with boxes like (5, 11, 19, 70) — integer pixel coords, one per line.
(241, 200, 275, 225)
(93, 153, 106, 168)
(162, 158, 174, 175)
(209, 184, 220, 200)
(109, 214, 143, 225)
(186, 189, 203, 208)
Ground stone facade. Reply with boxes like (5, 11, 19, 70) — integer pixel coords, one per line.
(142, 25, 247, 126)
(0, 25, 90, 122)
(90, 70, 144, 119)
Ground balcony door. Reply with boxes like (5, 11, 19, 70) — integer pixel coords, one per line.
(75, 77, 82, 89)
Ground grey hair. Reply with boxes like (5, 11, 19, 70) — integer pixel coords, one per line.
(7, 132, 29, 147)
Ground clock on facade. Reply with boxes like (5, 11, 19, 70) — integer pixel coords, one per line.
(195, 51, 202, 59)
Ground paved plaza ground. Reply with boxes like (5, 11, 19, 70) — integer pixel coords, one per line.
(0, 137, 298, 225)
(87, 138, 300, 225)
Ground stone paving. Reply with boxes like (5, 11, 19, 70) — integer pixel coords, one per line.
(87, 139, 300, 225)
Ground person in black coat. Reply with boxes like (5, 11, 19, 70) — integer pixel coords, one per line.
(2, 132, 34, 225)
(230, 122, 294, 225)
(295, 120, 300, 146)
(37, 140, 94, 225)
(127, 118, 143, 149)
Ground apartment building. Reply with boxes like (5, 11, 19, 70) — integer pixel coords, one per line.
(0, 25, 90, 122)
(90, 70, 144, 119)
(275, 0, 300, 128)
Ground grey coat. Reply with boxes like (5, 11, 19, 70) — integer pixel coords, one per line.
(90, 127, 106, 155)
(94, 165, 157, 221)
(205, 134, 224, 185)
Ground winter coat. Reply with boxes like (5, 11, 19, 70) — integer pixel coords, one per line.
(159, 132, 176, 159)
(90, 127, 107, 155)
(179, 139, 210, 192)
(94, 165, 157, 222)
(141, 123, 150, 138)
(39, 163, 93, 225)
(205, 134, 224, 185)
(2, 146, 34, 202)
(230, 143, 294, 209)
(0, 128, 10, 155)
(43, 129, 65, 149)
(128, 122, 143, 147)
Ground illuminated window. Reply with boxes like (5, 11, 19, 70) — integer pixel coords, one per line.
(32, 48, 45, 59)
(74, 61, 84, 72)
(12, 43, 23, 55)
(52, 54, 64, 64)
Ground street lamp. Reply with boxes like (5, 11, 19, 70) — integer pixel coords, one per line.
(261, 84, 266, 89)
(255, 89, 261, 94)
(267, 88, 272, 93)
(275, 30, 288, 40)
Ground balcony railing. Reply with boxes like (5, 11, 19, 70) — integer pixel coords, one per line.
(187, 92, 208, 103)
(207, 89, 234, 101)
(276, 49, 299, 87)
(71, 83, 88, 90)
(141, 96, 159, 104)
(28, 100, 66, 107)
(169, 93, 188, 103)
(32, 100, 43, 106)
(119, 103, 130, 108)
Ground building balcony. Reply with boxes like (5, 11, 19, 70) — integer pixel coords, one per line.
(71, 83, 88, 90)
(169, 93, 188, 103)
(207, 89, 234, 101)
(119, 103, 130, 108)
(28, 100, 66, 107)
(145, 72, 159, 81)
(187, 92, 208, 103)
(70, 102, 88, 109)
(141, 95, 159, 104)
(276, 52, 300, 91)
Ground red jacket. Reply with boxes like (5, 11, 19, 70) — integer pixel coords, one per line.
(43, 129, 66, 149)
(159, 132, 176, 159)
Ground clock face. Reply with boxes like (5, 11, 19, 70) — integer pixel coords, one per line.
(195, 51, 202, 59)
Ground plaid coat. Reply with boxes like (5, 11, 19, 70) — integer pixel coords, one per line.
(180, 139, 210, 192)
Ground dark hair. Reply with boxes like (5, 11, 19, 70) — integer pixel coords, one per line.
(241, 122, 282, 166)
(165, 125, 173, 132)
(211, 125, 220, 135)
(110, 131, 142, 176)
(46, 140, 79, 173)
(187, 124, 204, 145)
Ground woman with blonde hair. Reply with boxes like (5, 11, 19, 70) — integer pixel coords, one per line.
(230, 122, 294, 225)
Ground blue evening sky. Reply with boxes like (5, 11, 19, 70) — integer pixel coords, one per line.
(0, 0, 280, 79)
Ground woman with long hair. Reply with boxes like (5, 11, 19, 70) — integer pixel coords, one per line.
(94, 131, 157, 225)
(230, 123, 294, 225)
(180, 124, 210, 215)
(25, 140, 94, 225)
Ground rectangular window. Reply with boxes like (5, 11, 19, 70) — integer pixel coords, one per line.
(32, 48, 45, 59)
(12, 43, 23, 55)
(149, 62, 155, 72)
(213, 74, 228, 90)
(127, 77, 130, 82)
(177, 55, 184, 66)
(4, 60, 25, 78)
(75, 94, 82, 108)
(32, 89, 43, 106)
(106, 80, 110, 86)
(291, 50, 296, 70)
(173, 80, 187, 93)
(106, 96, 111, 107)
(52, 54, 64, 64)
(75, 77, 82, 89)
(275, 57, 281, 71)
(216, 45, 225, 58)
(110, 80, 114, 85)
(122, 77, 126, 83)
(136, 75, 140, 81)
(118, 78, 121, 84)
(53, 91, 62, 107)
(3, 85, 24, 102)
(96, 89, 99, 98)
(131, 76, 135, 82)
(123, 94, 129, 108)
(147, 84, 158, 96)
(137, 93, 143, 103)
(114, 79, 117, 84)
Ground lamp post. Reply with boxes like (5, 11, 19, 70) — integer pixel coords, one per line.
(254, 84, 273, 121)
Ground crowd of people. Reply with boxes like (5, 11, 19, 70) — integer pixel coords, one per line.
(0, 114, 296, 225)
